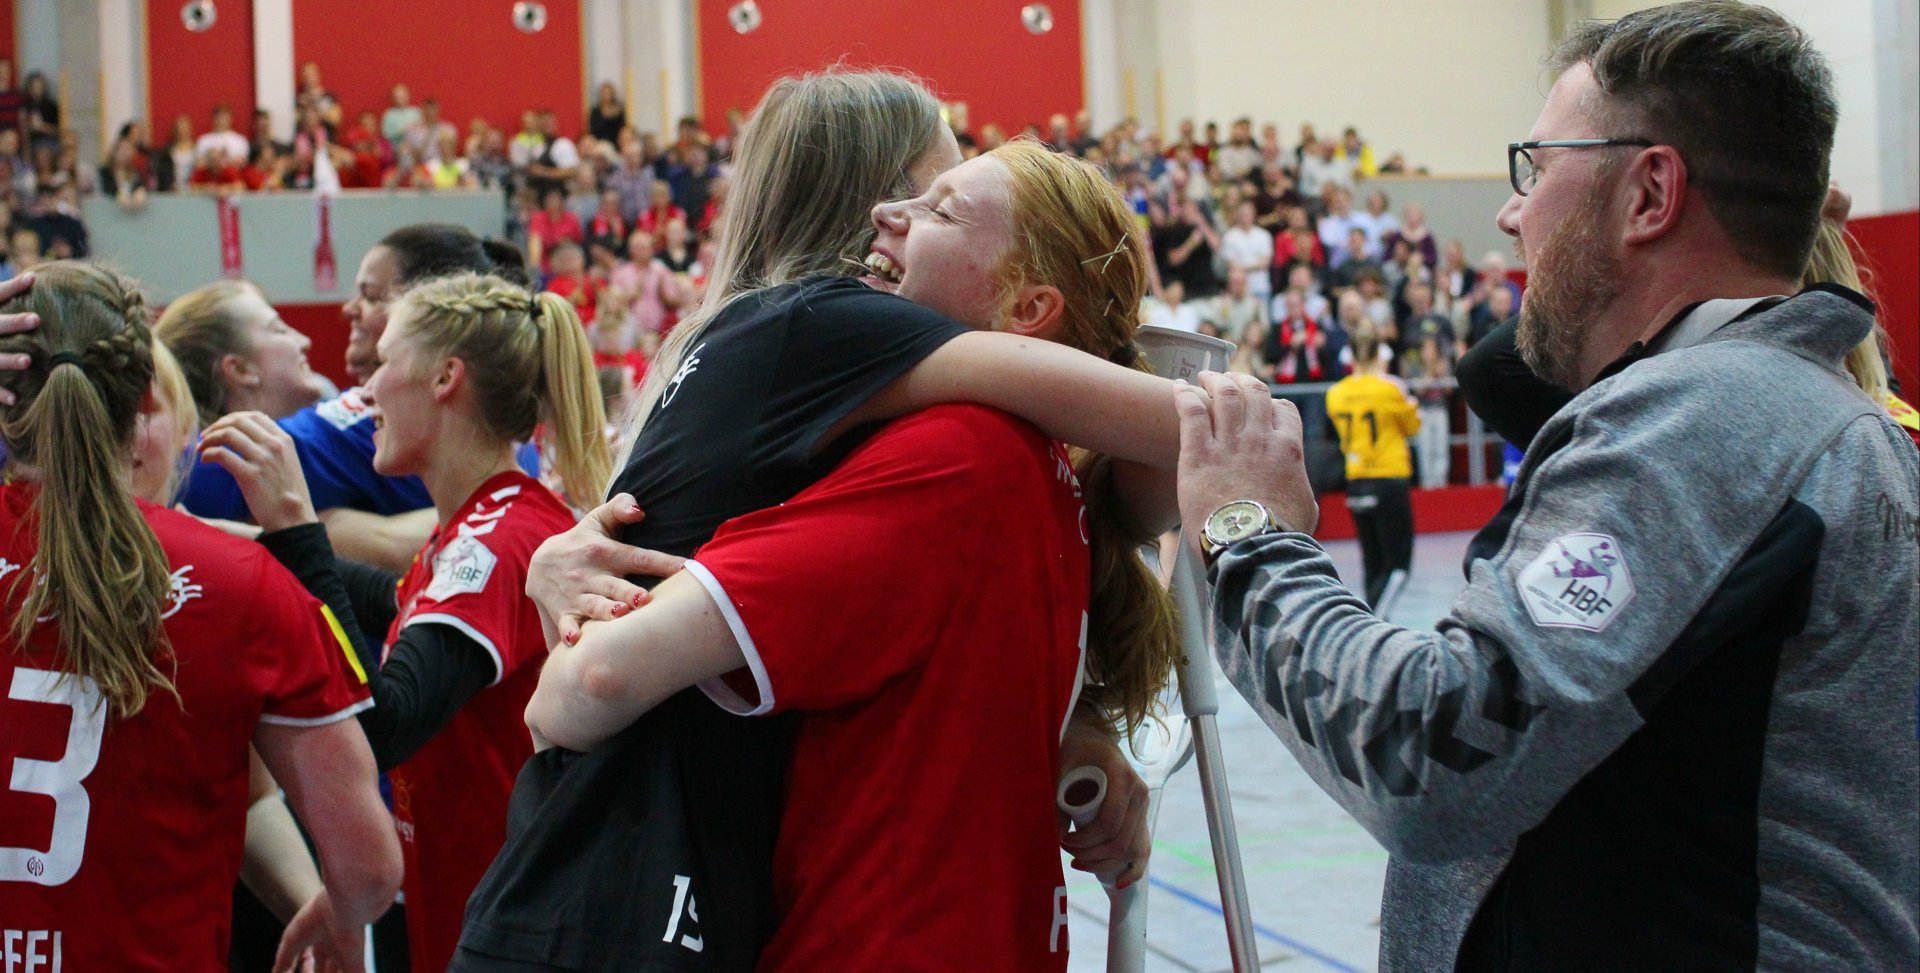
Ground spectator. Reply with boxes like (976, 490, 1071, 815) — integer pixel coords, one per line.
(606, 228, 678, 340)
(1145, 278, 1202, 332)
(1068, 108, 1100, 156)
(606, 138, 653, 223)
(509, 109, 545, 172)
(1354, 268, 1393, 330)
(667, 114, 707, 165)
(1478, 249, 1522, 308)
(1219, 199, 1275, 301)
(250, 108, 278, 160)
(1271, 261, 1331, 325)
(1332, 227, 1383, 286)
(584, 188, 628, 255)
(0, 130, 28, 207)
(665, 143, 717, 222)
(100, 136, 155, 208)
(524, 109, 579, 201)
(1209, 264, 1268, 343)
(1397, 286, 1456, 489)
(242, 140, 288, 191)
(25, 143, 60, 196)
(527, 187, 583, 271)
(1167, 118, 1208, 165)
(1356, 189, 1400, 242)
(635, 180, 686, 236)
(1151, 198, 1221, 299)
(21, 71, 58, 152)
(1292, 122, 1319, 169)
(1335, 125, 1377, 178)
(1262, 290, 1342, 384)
(1318, 186, 1369, 265)
(1381, 202, 1439, 270)
(194, 104, 250, 167)
(0, 60, 23, 135)
(469, 127, 512, 189)
(1215, 117, 1261, 181)
(1464, 280, 1515, 349)
(589, 82, 627, 144)
(413, 130, 474, 188)
(656, 216, 696, 275)
(381, 84, 422, 146)
(713, 106, 746, 161)
(1252, 164, 1302, 228)
(297, 62, 342, 132)
(543, 240, 597, 327)
(402, 98, 458, 167)
(339, 120, 391, 189)
(7, 226, 40, 271)
(1437, 238, 1478, 306)
(1298, 138, 1352, 199)
(26, 185, 88, 258)
(165, 115, 197, 190)
(189, 145, 246, 192)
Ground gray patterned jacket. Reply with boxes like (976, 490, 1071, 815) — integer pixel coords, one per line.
(1209, 287, 1919, 971)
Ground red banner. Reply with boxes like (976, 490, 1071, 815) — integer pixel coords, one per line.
(314, 194, 338, 292)
(217, 196, 243, 278)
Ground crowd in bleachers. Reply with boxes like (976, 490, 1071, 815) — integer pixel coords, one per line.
(0, 55, 1519, 488)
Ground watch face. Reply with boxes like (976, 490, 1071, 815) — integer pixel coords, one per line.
(1207, 500, 1268, 544)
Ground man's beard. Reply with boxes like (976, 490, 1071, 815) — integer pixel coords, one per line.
(1515, 196, 1622, 391)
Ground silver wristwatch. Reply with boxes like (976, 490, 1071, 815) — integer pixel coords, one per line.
(1200, 500, 1283, 564)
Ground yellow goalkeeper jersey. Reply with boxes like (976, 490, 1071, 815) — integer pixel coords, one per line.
(1327, 373, 1421, 481)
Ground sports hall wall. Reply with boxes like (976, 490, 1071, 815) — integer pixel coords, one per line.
(693, 0, 1084, 136)
(144, 0, 586, 143)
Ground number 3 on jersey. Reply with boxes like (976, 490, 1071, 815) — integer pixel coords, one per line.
(1, 669, 104, 886)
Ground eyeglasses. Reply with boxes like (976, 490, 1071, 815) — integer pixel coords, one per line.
(1508, 138, 1654, 196)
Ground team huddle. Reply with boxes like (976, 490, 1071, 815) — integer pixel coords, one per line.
(4, 2, 1918, 972)
(2, 67, 1187, 973)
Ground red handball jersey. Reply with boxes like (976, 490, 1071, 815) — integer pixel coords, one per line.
(384, 470, 573, 973)
(688, 405, 1090, 973)
(0, 484, 370, 973)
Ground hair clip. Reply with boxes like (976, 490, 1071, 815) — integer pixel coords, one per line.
(1081, 235, 1129, 274)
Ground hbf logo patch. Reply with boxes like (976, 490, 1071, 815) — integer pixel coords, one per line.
(1518, 532, 1635, 632)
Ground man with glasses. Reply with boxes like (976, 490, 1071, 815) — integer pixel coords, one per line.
(1171, 2, 1919, 970)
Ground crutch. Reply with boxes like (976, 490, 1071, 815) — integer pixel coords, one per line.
(1058, 328, 1259, 972)
(1142, 327, 1263, 971)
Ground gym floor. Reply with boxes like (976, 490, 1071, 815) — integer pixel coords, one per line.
(1064, 531, 1476, 973)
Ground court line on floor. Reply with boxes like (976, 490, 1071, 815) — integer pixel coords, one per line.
(1147, 875, 1363, 973)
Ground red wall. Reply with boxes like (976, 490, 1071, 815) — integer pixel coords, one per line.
(696, 0, 1082, 138)
(1848, 210, 1920, 396)
(281, 303, 351, 389)
(145, 0, 255, 138)
(0, 1, 16, 73)
(292, 1, 584, 139)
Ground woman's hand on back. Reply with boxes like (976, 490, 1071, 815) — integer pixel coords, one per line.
(526, 493, 688, 645)
(200, 411, 321, 532)
(0, 273, 39, 406)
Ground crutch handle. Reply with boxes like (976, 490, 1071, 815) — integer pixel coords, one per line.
(1057, 765, 1148, 973)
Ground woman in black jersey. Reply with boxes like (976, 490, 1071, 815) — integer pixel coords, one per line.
(456, 71, 1201, 972)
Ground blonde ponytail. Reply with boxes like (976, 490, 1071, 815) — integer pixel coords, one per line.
(395, 274, 611, 507)
(1804, 220, 1891, 404)
(1, 262, 176, 718)
(531, 291, 612, 505)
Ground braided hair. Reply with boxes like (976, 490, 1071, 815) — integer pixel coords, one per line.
(391, 273, 610, 506)
(0, 261, 177, 718)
